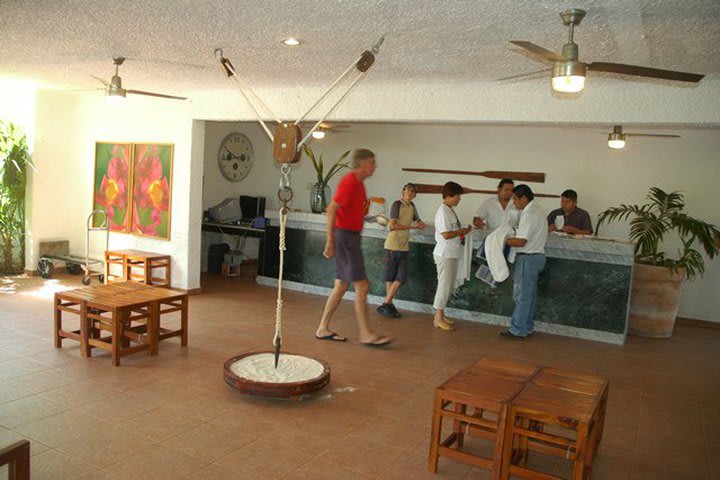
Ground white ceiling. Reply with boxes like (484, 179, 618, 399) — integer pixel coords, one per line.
(1, 0, 719, 97)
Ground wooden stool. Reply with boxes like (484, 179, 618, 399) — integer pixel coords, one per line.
(428, 358, 539, 479)
(105, 249, 172, 287)
(501, 367, 609, 480)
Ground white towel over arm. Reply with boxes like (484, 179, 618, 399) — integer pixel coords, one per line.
(484, 224, 514, 282)
(455, 233, 474, 288)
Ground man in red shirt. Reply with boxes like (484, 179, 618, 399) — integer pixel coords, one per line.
(315, 149, 394, 347)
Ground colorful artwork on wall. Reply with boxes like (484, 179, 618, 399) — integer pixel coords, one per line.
(92, 142, 132, 232)
(130, 143, 174, 240)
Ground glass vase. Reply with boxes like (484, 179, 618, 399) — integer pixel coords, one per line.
(310, 182, 332, 214)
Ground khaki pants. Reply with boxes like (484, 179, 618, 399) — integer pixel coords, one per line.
(433, 255, 458, 310)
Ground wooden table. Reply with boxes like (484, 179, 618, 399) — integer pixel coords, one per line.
(105, 249, 171, 287)
(54, 282, 188, 366)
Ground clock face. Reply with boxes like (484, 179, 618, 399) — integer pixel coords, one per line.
(218, 133, 253, 182)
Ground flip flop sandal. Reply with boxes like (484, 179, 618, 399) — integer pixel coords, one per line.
(315, 332, 347, 342)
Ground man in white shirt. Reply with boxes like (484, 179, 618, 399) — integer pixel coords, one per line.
(473, 178, 520, 231)
(501, 184, 548, 340)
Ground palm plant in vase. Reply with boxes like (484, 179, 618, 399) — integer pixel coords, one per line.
(303, 144, 349, 213)
(597, 187, 720, 337)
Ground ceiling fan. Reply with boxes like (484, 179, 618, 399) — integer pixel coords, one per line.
(92, 57, 187, 104)
(300, 121, 352, 139)
(504, 8, 705, 93)
(606, 125, 680, 149)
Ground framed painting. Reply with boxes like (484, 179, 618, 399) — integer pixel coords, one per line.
(92, 142, 132, 232)
(130, 143, 174, 240)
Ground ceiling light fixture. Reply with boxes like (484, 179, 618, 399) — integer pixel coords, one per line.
(282, 38, 301, 46)
(551, 61, 586, 93)
(311, 130, 325, 139)
(607, 125, 626, 149)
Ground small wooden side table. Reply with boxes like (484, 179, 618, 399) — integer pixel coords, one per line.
(105, 249, 172, 287)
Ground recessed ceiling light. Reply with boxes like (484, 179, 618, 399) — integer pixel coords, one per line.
(282, 38, 301, 46)
(312, 130, 325, 139)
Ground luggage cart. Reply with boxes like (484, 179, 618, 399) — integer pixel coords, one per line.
(36, 210, 109, 285)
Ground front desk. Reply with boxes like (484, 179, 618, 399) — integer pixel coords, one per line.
(257, 211, 634, 345)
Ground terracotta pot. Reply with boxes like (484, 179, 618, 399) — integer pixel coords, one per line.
(628, 263, 686, 338)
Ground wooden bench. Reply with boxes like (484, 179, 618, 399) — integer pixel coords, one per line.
(105, 249, 171, 287)
(0, 440, 30, 480)
(500, 367, 609, 480)
(428, 357, 539, 479)
(54, 283, 188, 366)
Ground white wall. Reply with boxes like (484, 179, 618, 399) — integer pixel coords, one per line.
(207, 121, 720, 322)
(29, 91, 202, 289)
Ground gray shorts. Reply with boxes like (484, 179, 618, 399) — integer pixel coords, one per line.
(334, 229, 366, 283)
(383, 250, 409, 283)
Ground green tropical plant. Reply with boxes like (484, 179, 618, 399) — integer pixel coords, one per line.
(302, 144, 350, 186)
(0, 120, 33, 274)
(597, 187, 720, 281)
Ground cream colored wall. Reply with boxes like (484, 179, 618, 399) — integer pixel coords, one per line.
(203, 121, 720, 322)
(30, 91, 202, 289)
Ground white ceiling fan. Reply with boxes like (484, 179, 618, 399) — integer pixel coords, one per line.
(92, 57, 187, 104)
(502, 8, 705, 94)
(606, 125, 680, 150)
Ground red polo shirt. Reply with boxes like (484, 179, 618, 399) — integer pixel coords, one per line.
(333, 172, 366, 231)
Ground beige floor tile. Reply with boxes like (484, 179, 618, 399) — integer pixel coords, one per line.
(6, 368, 80, 394)
(119, 404, 205, 442)
(30, 448, 100, 480)
(213, 438, 317, 477)
(0, 357, 51, 381)
(98, 444, 207, 480)
(286, 458, 373, 479)
(162, 421, 257, 463)
(379, 451, 473, 479)
(77, 391, 163, 425)
(0, 381, 34, 404)
(322, 434, 407, 477)
(0, 394, 69, 428)
(55, 425, 157, 468)
(37, 378, 119, 406)
(191, 463, 258, 480)
(15, 409, 113, 447)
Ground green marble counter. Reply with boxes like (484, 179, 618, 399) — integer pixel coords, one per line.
(257, 212, 634, 344)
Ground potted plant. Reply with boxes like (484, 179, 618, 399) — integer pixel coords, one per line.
(597, 187, 720, 338)
(303, 144, 349, 214)
(0, 121, 33, 274)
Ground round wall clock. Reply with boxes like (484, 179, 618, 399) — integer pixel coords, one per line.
(218, 132, 253, 182)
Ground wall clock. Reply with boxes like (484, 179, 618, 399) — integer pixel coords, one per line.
(218, 132, 253, 182)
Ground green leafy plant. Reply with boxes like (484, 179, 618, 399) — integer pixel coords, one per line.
(597, 187, 720, 281)
(0, 120, 33, 274)
(302, 144, 350, 186)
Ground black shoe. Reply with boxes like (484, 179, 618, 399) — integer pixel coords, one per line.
(377, 303, 395, 318)
(499, 330, 526, 341)
(388, 303, 401, 318)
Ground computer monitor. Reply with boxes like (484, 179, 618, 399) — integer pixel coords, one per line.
(240, 195, 266, 221)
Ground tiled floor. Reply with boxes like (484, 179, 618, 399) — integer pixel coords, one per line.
(0, 270, 718, 479)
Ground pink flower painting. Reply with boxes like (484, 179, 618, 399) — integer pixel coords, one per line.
(93, 143, 131, 232)
(130, 144, 174, 239)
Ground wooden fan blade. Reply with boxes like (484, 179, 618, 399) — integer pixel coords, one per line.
(497, 68, 551, 82)
(126, 89, 187, 100)
(414, 183, 560, 198)
(91, 75, 109, 86)
(625, 133, 680, 138)
(588, 62, 704, 83)
(402, 168, 545, 183)
(509, 41, 564, 62)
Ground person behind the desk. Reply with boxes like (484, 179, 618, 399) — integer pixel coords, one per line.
(472, 178, 519, 231)
(377, 183, 426, 318)
(501, 184, 548, 340)
(547, 189, 593, 235)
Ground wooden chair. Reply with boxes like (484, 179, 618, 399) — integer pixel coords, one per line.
(0, 440, 30, 480)
(428, 358, 539, 479)
(500, 367, 609, 480)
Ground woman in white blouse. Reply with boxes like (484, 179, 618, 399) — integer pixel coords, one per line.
(432, 182, 472, 331)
